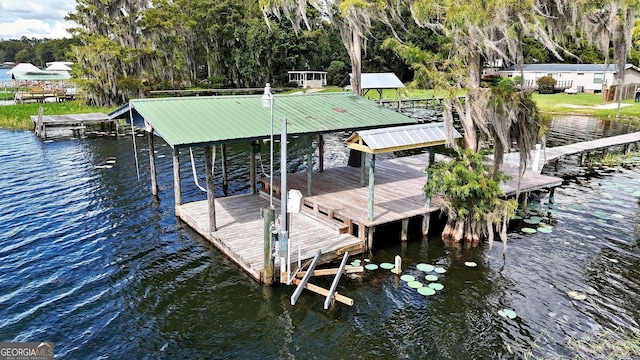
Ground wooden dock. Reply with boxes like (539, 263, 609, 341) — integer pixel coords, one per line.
(175, 150, 566, 283)
(31, 112, 114, 138)
(502, 131, 640, 173)
(176, 193, 363, 282)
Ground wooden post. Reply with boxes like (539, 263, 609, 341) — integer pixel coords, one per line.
(580, 152, 586, 167)
(250, 142, 257, 194)
(425, 147, 435, 207)
(263, 207, 275, 286)
(368, 153, 376, 222)
(394, 255, 402, 275)
(307, 136, 313, 196)
(318, 135, 324, 172)
(366, 227, 374, 252)
(401, 219, 409, 241)
(360, 151, 366, 187)
(549, 187, 556, 204)
(422, 213, 430, 237)
(204, 145, 217, 232)
(148, 131, 158, 196)
(35, 106, 44, 137)
(172, 147, 182, 211)
(221, 144, 229, 190)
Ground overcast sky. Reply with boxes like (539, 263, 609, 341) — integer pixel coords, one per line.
(0, 0, 76, 40)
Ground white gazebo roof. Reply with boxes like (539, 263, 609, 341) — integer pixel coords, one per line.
(6, 63, 40, 75)
(46, 63, 73, 71)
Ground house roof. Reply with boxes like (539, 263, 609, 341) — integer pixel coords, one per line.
(503, 63, 640, 73)
(347, 72, 405, 90)
(129, 93, 418, 148)
(13, 71, 70, 81)
(345, 122, 461, 154)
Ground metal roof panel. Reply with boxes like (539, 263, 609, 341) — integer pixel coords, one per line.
(130, 93, 417, 147)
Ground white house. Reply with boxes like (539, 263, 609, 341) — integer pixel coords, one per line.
(496, 63, 640, 93)
(287, 70, 327, 88)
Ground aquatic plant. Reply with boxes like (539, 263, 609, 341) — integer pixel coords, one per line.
(424, 148, 517, 248)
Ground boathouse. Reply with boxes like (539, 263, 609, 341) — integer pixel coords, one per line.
(119, 92, 459, 283)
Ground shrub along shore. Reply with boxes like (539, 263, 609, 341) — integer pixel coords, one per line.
(0, 90, 639, 131)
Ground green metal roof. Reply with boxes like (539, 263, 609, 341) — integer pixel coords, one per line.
(130, 93, 417, 148)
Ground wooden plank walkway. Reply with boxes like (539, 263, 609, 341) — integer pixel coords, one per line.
(176, 193, 363, 283)
(503, 131, 640, 173)
(30, 112, 114, 138)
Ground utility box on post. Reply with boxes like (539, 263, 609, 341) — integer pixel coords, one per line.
(287, 189, 303, 214)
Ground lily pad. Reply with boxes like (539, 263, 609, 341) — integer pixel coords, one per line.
(521, 227, 537, 234)
(498, 309, 517, 319)
(425, 275, 438, 282)
(582, 226, 593, 231)
(364, 264, 379, 271)
(569, 204, 585, 210)
(407, 281, 423, 289)
(434, 267, 446, 274)
(400, 274, 415, 282)
(536, 227, 552, 234)
(416, 263, 435, 272)
(380, 262, 394, 270)
(417, 287, 436, 296)
(428, 283, 444, 291)
(464, 261, 478, 267)
(523, 218, 541, 225)
(567, 291, 587, 301)
(512, 215, 523, 220)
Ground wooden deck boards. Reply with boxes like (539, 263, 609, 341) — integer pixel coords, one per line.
(176, 193, 363, 282)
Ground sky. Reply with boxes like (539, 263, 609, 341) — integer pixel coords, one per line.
(0, 0, 76, 40)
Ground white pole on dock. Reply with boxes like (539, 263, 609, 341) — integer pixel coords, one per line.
(280, 117, 290, 284)
(261, 84, 274, 208)
(532, 143, 542, 172)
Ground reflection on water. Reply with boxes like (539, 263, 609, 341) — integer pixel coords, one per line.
(0, 114, 638, 358)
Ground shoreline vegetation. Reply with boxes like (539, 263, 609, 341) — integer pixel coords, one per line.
(0, 88, 639, 131)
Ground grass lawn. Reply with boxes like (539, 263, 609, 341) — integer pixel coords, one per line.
(532, 92, 640, 119)
(0, 101, 117, 131)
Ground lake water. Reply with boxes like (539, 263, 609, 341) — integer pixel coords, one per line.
(0, 116, 639, 359)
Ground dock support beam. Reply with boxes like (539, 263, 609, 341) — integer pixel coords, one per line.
(263, 207, 275, 286)
(366, 227, 374, 252)
(221, 144, 229, 191)
(307, 136, 313, 196)
(204, 145, 217, 232)
(401, 219, 409, 241)
(148, 131, 158, 196)
(250, 142, 258, 194)
(368, 154, 376, 222)
(172, 147, 182, 210)
(360, 152, 366, 187)
(318, 135, 324, 172)
(422, 214, 430, 237)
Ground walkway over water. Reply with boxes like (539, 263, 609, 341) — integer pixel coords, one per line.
(503, 131, 640, 173)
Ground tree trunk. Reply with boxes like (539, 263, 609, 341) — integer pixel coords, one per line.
(463, 35, 481, 152)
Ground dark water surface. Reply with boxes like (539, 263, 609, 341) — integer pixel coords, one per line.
(0, 115, 639, 359)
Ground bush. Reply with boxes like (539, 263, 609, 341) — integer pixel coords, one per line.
(536, 76, 557, 94)
(283, 81, 300, 88)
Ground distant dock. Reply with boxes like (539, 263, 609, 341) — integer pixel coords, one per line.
(31, 112, 116, 138)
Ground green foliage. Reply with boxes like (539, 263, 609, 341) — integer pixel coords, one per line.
(0, 101, 117, 130)
(326, 60, 348, 86)
(425, 148, 516, 223)
(536, 76, 557, 94)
